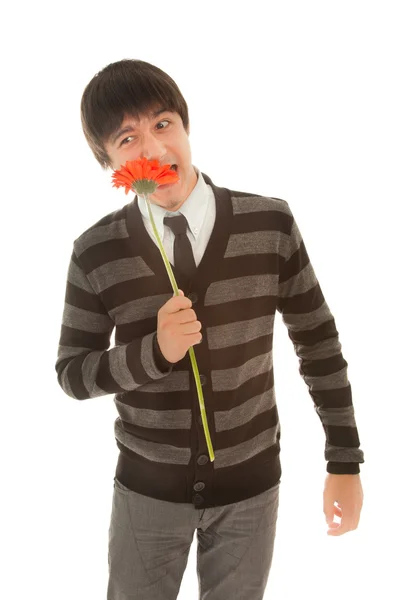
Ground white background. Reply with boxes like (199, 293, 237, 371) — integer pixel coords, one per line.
(1, 1, 399, 598)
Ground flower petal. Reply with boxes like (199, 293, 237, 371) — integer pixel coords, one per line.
(111, 157, 179, 196)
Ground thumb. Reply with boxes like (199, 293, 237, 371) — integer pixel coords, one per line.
(324, 502, 335, 526)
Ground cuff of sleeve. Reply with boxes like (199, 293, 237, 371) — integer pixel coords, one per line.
(327, 461, 361, 475)
(152, 333, 174, 373)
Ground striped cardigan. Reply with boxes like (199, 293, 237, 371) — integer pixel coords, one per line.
(55, 171, 364, 508)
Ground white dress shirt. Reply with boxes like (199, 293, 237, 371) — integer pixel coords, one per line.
(137, 165, 216, 267)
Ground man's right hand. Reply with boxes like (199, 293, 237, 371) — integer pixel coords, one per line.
(157, 289, 202, 364)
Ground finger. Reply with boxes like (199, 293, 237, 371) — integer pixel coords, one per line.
(334, 505, 342, 517)
(327, 514, 355, 536)
(327, 524, 341, 535)
(181, 321, 202, 335)
(325, 503, 343, 526)
(176, 308, 198, 324)
(163, 292, 192, 314)
(328, 525, 351, 536)
(325, 510, 338, 524)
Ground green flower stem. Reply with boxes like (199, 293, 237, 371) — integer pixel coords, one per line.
(144, 195, 215, 462)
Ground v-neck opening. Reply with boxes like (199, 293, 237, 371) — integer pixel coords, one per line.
(125, 171, 233, 293)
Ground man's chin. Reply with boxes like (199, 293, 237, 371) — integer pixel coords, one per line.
(147, 194, 183, 211)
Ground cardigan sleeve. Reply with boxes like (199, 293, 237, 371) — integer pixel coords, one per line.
(276, 201, 364, 474)
(55, 248, 173, 400)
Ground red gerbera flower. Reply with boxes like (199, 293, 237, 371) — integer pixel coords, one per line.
(111, 157, 179, 195)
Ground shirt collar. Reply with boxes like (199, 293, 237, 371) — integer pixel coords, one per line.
(137, 165, 209, 242)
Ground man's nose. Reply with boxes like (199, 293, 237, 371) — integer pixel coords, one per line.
(140, 134, 166, 162)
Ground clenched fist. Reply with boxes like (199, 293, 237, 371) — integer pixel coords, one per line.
(156, 289, 202, 364)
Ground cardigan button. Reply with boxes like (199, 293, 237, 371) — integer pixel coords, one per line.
(193, 493, 204, 506)
(188, 292, 198, 304)
(193, 481, 205, 492)
(197, 454, 209, 466)
(200, 374, 207, 386)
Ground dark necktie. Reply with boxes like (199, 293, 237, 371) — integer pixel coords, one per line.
(163, 214, 197, 283)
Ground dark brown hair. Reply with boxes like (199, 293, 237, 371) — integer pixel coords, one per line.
(80, 59, 190, 170)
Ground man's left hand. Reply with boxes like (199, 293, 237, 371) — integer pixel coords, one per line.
(323, 473, 364, 536)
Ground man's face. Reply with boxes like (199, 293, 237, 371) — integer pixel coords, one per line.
(104, 107, 197, 212)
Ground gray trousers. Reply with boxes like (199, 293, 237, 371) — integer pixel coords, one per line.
(107, 478, 280, 600)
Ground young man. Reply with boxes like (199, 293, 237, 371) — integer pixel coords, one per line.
(56, 59, 364, 600)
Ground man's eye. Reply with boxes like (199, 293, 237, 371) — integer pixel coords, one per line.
(121, 136, 134, 146)
(120, 120, 170, 146)
(156, 119, 170, 129)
